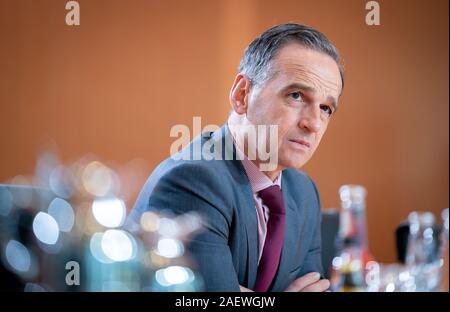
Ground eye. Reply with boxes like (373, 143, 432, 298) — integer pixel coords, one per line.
(290, 92, 303, 101)
(320, 104, 333, 116)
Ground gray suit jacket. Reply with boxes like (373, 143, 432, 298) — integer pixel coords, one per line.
(129, 125, 323, 291)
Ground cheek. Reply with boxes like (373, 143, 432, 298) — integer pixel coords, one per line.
(250, 95, 314, 139)
(277, 116, 300, 141)
(316, 125, 328, 141)
(309, 129, 327, 152)
(249, 93, 284, 122)
(273, 109, 300, 137)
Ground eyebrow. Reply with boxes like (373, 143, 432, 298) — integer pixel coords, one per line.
(283, 83, 338, 112)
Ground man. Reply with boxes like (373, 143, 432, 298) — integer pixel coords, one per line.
(130, 23, 343, 292)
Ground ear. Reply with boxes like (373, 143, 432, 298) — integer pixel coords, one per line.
(229, 74, 251, 115)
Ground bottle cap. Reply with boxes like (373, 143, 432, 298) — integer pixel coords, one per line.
(408, 211, 435, 235)
(339, 185, 367, 208)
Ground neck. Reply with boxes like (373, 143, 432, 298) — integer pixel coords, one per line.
(227, 118, 283, 182)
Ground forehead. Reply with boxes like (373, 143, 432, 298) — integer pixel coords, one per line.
(268, 43, 342, 98)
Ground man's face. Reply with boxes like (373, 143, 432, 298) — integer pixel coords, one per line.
(246, 43, 342, 170)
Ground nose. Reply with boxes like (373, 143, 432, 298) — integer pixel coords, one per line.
(298, 104, 321, 133)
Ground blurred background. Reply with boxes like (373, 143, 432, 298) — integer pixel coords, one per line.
(0, 0, 448, 267)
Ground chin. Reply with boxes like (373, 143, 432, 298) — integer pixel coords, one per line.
(279, 151, 310, 169)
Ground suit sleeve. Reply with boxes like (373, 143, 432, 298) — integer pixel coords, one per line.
(298, 177, 325, 278)
(145, 163, 240, 291)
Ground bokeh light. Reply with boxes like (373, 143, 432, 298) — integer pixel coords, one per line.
(157, 217, 180, 237)
(49, 165, 75, 199)
(92, 197, 126, 228)
(156, 238, 184, 258)
(101, 229, 136, 262)
(82, 161, 113, 196)
(155, 266, 194, 287)
(48, 198, 75, 232)
(89, 232, 113, 264)
(5, 240, 31, 273)
(140, 211, 160, 232)
(32, 212, 60, 245)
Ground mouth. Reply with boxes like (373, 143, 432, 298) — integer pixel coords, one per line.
(288, 139, 311, 149)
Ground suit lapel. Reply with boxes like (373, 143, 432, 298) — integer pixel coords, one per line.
(216, 125, 259, 288)
(241, 181, 259, 288)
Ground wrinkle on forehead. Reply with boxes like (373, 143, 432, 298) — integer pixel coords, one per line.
(270, 61, 341, 99)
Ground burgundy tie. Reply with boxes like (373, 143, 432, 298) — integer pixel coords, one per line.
(254, 185, 286, 292)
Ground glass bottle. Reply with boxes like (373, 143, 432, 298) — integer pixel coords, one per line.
(439, 208, 448, 292)
(330, 185, 372, 292)
(405, 211, 441, 291)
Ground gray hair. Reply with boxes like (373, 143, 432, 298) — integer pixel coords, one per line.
(238, 23, 344, 90)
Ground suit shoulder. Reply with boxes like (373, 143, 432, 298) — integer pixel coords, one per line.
(156, 156, 231, 183)
(149, 157, 236, 210)
(283, 169, 316, 188)
(283, 169, 320, 205)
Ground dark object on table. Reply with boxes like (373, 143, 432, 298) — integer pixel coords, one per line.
(321, 209, 340, 279)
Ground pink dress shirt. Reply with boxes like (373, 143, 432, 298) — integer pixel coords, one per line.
(233, 138, 282, 263)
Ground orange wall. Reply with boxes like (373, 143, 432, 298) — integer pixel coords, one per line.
(0, 0, 448, 263)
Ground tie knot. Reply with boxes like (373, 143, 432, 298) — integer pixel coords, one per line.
(258, 185, 285, 215)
